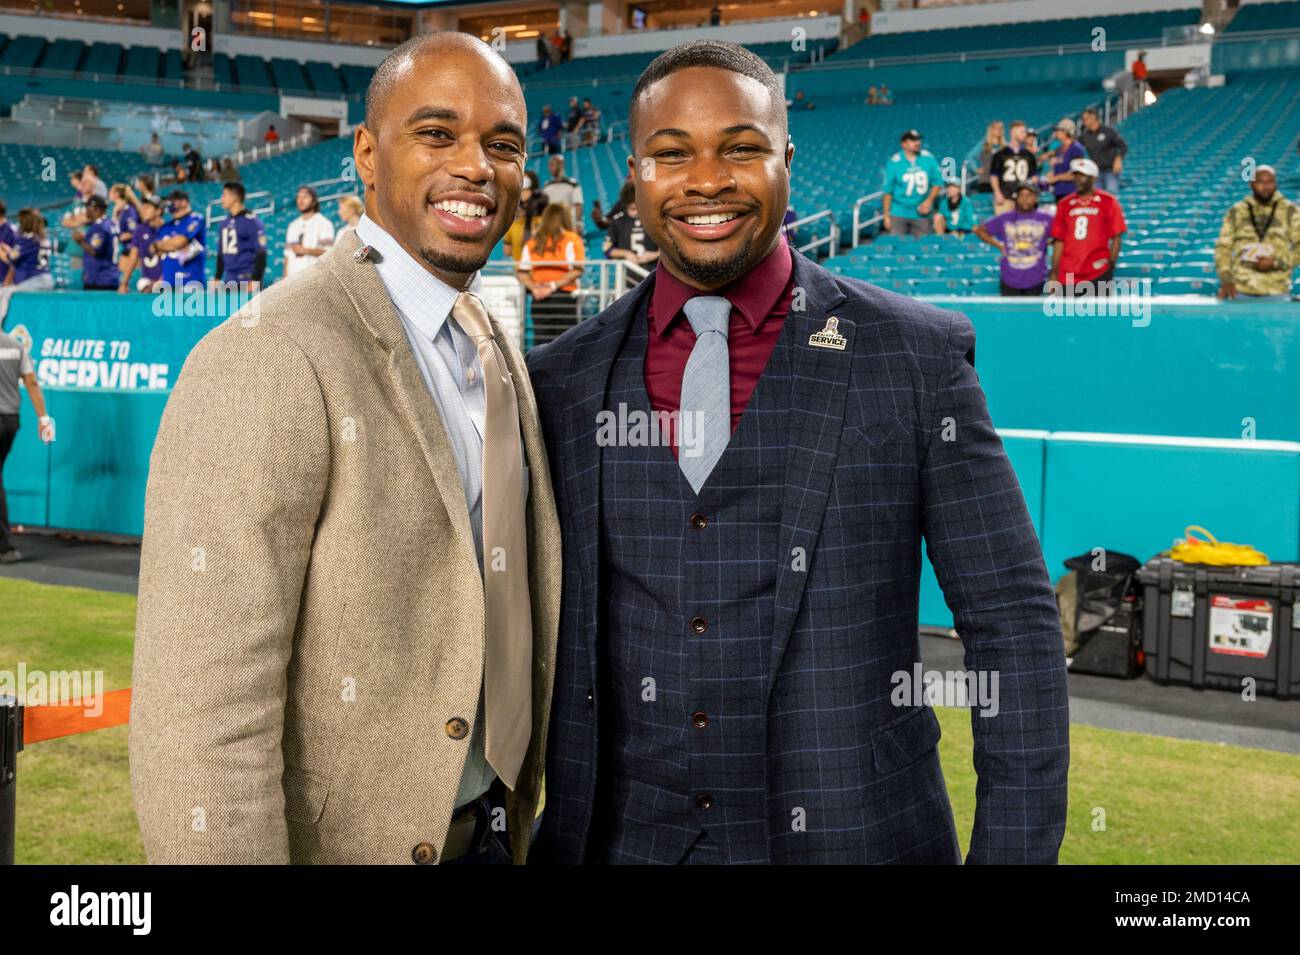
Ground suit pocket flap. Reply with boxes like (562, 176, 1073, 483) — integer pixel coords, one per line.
(870, 706, 942, 775)
(282, 764, 330, 824)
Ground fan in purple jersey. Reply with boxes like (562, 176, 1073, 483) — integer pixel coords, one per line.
(117, 195, 167, 293)
(71, 195, 120, 291)
(0, 201, 16, 284)
(0, 208, 55, 326)
(215, 182, 268, 290)
(110, 184, 141, 247)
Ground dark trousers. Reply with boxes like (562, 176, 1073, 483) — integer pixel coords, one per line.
(0, 414, 17, 553)
(442, 777, 513, 866)
(530, 291, 580, 347)
(1001, 280, 1044, 296)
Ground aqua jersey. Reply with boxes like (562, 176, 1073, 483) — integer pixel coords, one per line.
(883, 149, 944, 221)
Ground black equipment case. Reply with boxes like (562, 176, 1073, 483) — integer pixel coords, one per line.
(1136, 557, 1300, 699)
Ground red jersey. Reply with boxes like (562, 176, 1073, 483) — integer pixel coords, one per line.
(1051, 189, 1125, 282)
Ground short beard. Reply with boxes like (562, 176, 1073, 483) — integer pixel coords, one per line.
(668, 230, 757, 288)
(419, 241, 489, 280)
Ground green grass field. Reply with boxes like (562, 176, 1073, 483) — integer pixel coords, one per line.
(4, 576, 1299, 864)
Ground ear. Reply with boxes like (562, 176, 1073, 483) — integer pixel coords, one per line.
(353, 124, 377, 196)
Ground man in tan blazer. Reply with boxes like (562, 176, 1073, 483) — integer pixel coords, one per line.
(129, 33, 560, 864)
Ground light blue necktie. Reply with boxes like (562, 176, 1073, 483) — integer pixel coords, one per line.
(678, 295, 732, 494)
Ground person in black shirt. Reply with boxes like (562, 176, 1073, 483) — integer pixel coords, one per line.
(989, 120, 1038, 213)
(1078, 107, 1127, 195)
(603, 182, 658, 284)
(183, 143, 205, 183)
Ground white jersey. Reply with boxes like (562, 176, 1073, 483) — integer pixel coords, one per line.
(284, 212, 335, 277)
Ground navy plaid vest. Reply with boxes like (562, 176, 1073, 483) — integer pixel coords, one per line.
(594, 303, 791, 864)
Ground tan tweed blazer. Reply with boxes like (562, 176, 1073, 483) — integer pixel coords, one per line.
(129, 228, 561, 864)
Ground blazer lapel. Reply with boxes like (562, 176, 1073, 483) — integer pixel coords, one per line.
(324, 229, 479, 579)
(768, 251, 853, 693)
(564, 276, 655, 677)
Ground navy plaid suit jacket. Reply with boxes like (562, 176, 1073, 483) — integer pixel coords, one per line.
(525, 249, 1070, 864)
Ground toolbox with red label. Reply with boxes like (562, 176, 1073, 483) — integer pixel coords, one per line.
(1136, 557, 1300, 699)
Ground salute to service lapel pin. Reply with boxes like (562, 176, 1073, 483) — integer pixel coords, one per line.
(809, 315, 847, 351)
(354, 245, 380, 262)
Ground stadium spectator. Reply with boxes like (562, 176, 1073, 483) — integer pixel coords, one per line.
(517, 203, 584, 346)
(171, 161, 189, 184)
(1044, 118, 1086, 199)
(975, 182, 1055, 296)
(1132, 51, 1149, 84)
(0, 202, 14, 285)
(265, 124, 280, 144)
(72, 196, 120, 291)
(0, 324, 53, 563)
(541, 154, 584, 229)
(603, 181, 658, 283)
(109, 184, 140, 249)
(536, 34, 549, 70)
(153, 190, 207, 289)
(561, 30, 573, 62)
(710, 3, 722, 26)
(82, 164, 108, 200)
(881, 129, 942, 237)
(934, 181, 977, 235)
(284, 185, 335, 278)
(539, 104, 564, 155)
(216, 182, 268, 291)
(183, 143, 204, 183)
(116, 194, 166, 293)
(1050, 157, 1126, 290)
(548, 30, 563, 66)
(877, 84, 893, 105)
(990, 119, 1038, 214)
(581, 98, 603, 145)
(1215, 165, 1299, 302)
(0, 209, 55, 322)
(591, 172, 633, 231)
(336, 195, 364, 243)
(133, 173, 157, 197)
(141, 132, 165, 166)
(865, 85, 878, 106)
(788, 89, 815, 111)
(975, 121, 1004, 194)
(60, 171, 93, 228)
(1078, 107, 1127, 195)
(504, 170, 547, 261)
(566, 96, 584, 150)
(220, 158, 240, 183)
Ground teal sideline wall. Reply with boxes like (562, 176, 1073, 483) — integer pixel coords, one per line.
(3, 294, 1299, 629)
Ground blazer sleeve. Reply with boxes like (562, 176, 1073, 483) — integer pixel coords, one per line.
(129, 317, 329, 864)
(918, 311, 1070, 865)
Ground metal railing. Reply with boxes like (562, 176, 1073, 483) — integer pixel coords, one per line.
(787, 208, 840, 256)
(225, 131, 318, 167)
(482, 257, 651, 346)
(303, 175, 361, 204)
(851, 190, 885, 248)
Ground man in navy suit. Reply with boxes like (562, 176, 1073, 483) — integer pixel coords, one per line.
(526, 40, 1069, 864)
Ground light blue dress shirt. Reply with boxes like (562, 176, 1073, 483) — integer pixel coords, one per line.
(354, 213, 496, 809)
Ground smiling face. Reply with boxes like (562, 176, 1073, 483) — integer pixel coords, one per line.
(354, 40, 526, 287)
(631, 65, 792, 291)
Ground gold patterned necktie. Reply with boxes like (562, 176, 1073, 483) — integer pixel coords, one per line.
(449, 290, 532, 791)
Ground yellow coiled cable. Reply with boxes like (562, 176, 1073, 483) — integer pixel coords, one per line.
(1168, 525, 1269, 566)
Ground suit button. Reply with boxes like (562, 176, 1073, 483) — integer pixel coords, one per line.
(412, 842, 436, 864)
(445, 717, 469, 740)
(696, 793, 714, 810)
(689, 616, 707, 634)
(690, 513, 708, 529)
(691, 711, 709, 729)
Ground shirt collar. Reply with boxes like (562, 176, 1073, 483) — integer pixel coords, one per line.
(650, 234, 793, 337)
(355, 213, 482, 343)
